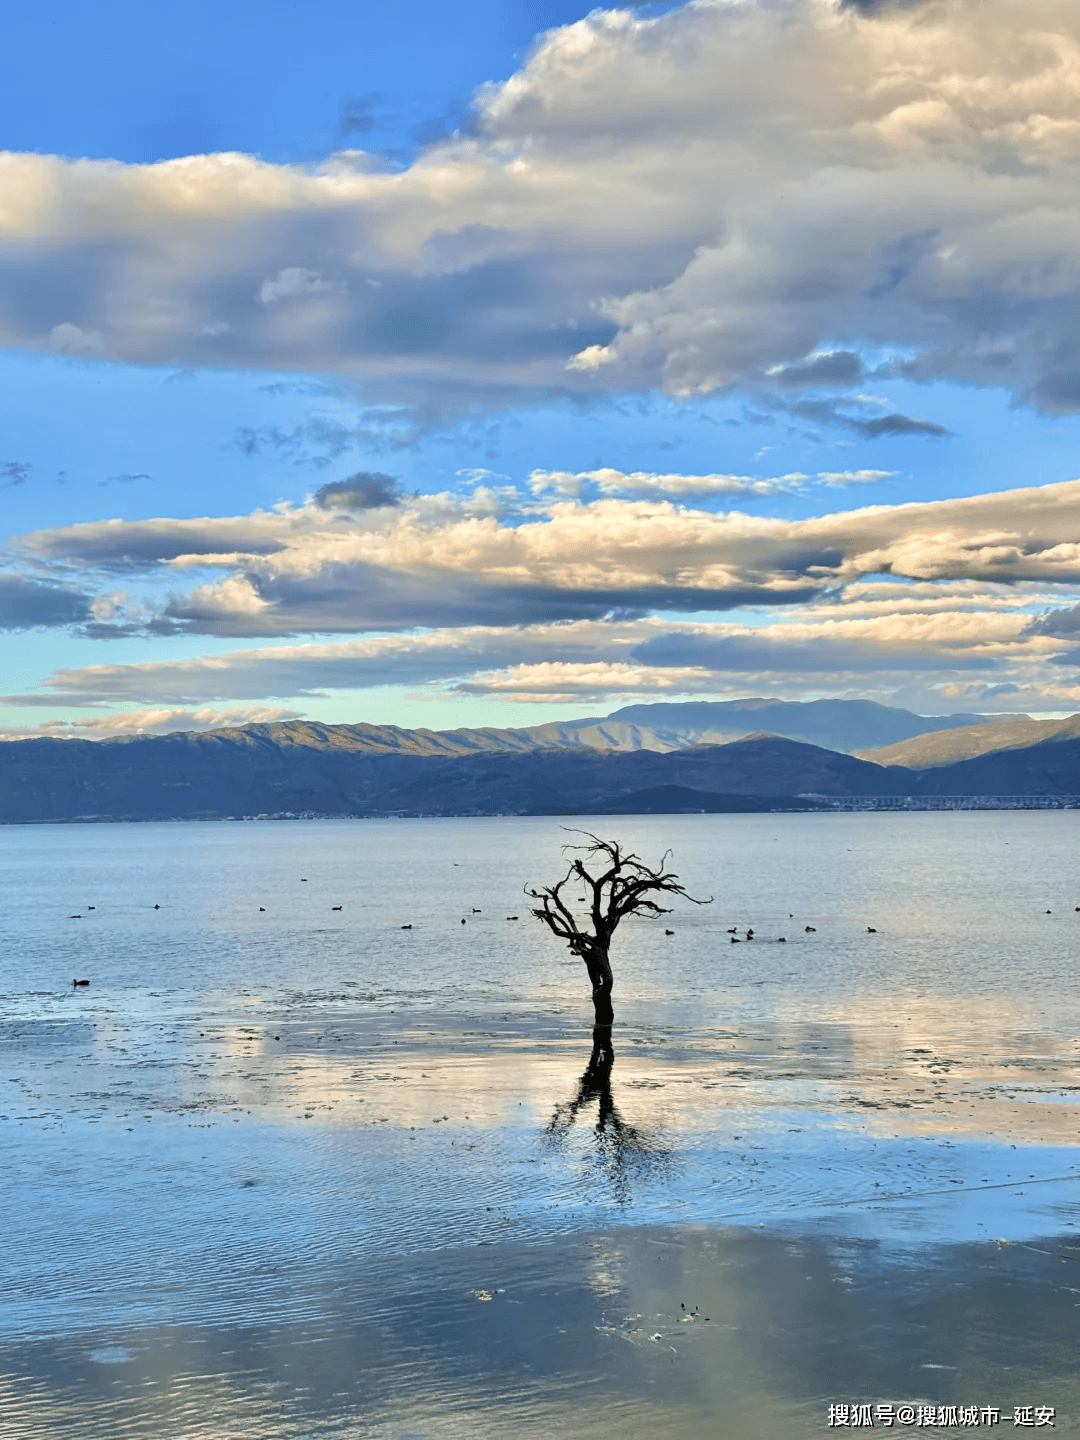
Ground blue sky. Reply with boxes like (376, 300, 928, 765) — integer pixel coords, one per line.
(3, 0, 1080, 738)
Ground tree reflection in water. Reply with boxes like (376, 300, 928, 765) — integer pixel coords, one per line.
(544, 1027, 674, 1204)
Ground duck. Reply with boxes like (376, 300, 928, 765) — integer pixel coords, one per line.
(731, 935, 740, 944)
(332, 905, 342, 911)
(665, 929, 674, 936)
(867, 926, 877, 933)
(73, 978, 90, 987)
(805, 925, 816, 932)
(401, 924, 413, 930)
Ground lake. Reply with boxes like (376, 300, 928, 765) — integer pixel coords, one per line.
(2, 812, 1080, 1437)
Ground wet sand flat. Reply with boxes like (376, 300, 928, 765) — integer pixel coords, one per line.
(2, 813, 1080, 1436)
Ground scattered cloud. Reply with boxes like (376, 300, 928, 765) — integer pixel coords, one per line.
(337, 92, 383, 140)
(528, 468, 808, 500)
(851, 413, 950, 439)
(1, 461, 30, 488)
(766, 351, 864, 389)
(312, 472, 402, 509)
(817, 470, 895, 487)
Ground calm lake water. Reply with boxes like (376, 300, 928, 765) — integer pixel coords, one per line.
(2, 812, 1080, 1438)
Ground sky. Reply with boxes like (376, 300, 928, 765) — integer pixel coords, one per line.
(3, 0, 1080, 740)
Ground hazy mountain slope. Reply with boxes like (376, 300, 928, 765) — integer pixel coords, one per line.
(858, 713, 1080, 768)
(607, 699, 1019, 754)
(907, 735, 1080, 797)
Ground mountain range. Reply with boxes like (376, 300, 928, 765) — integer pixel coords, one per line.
(0, 699, 1076, 823)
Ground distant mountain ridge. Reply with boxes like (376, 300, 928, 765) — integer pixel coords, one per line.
(146, 696, 1019, 764)
(0, 725, 1076, 824)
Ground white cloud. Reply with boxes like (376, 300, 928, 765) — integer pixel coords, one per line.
(257, 267, 342, 304)
(529, 468, 808, 499)
(0, 705, 301, 741)
(0, 1, 1078, 415)
(3, 593, 1076, 717)
(15, 477, 1080, 638)
(817, 470, 895, 487)
(49, 322, 106, 356)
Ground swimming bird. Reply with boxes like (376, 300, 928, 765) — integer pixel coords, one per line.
(746, 929, 754, 940)
(461, 918, 467, 924)
(301, 878, 307, 882)
(73, 978, 89, 987)
(506, 915, 519, 921)
(153, 904, 160, 910)
(69, 914, 82, 919)
(726, 927, 737, 933)
(472, 908, 481, 913)
(805, 925, 816, 932)
(332, 905, 342, 911)
(259, 907, 265, 912)
(867, 926, 877, 933)
(88, 906, 95, 910)
(401, 924, 413, 929)
(665, 929, 674, 936)
(777, 937, 786, 943)
(731, 936, 740, 944)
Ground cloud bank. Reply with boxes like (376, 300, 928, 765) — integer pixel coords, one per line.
(15, 477, 1080, 637)
(5, 475, 1080, 725)
(1, 0, 1080, 419)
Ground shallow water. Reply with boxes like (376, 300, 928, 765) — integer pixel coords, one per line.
(2, 813, 1080, 1436)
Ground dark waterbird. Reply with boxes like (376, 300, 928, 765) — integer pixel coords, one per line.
(332, 905, 342, 911)
(72, 978, 89, 987)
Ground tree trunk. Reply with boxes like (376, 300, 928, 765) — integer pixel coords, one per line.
(585, 946, 614, 1028)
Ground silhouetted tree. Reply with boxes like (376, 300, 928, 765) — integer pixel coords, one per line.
(526, 832, 710, 1028)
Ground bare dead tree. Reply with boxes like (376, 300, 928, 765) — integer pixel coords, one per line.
(526, 832, 711, 1028)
